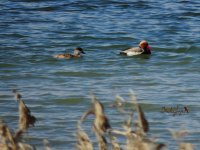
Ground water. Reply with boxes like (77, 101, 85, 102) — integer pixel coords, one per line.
(0, 0, 200, 149)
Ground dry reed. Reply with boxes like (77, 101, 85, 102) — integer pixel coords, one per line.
(13, 90, 36, 131)
(0, 90, 37, 150)
(0, 90, 195, 150)
(43, 139, 52, 150)
(0, 122, 34, 150)
(79, 95, 111, 150)
(77, 91, 194, 150)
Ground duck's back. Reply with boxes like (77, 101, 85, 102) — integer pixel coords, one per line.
(120, 47, 144, 56)
(53, 54, 72, 59)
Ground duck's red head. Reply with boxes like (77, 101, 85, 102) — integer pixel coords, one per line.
(139, 40, 151, 53)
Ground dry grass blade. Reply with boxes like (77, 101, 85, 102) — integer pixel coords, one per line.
(168, 129, 188, 140)
(43, 139, 52, 150)
(92, 96, 111, 135)
(18, 99, 37, 131)
(179, 142, 193, 150)
(123, 112, 133, 131)
(79, 95, 111, 150)
(80, 106, 94, 122)
(14, 129, 24, 140)
(81, 95, 111, 135)
(129, 90, 149, 133)
(94, 113, 111, 136)
(18, 142, 35, 150)
(0, 102, 35, 150)
(113, 95, 126, 114)
(0, 123, 35, 150)
(13, 90, 37, 131)
(76, 127, 93, 150)
(0, 124, 16, 147)
(76, 122, 93, 150)
(91, 96, 110, 150)
(0, 144, 10, 150)
(0, 91, 37, 149)
(138, 105, 149, 133)
(108, 132, 123, 150)
(94, 129, 107, 150)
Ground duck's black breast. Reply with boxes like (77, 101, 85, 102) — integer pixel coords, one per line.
(142, 49, 151, 54)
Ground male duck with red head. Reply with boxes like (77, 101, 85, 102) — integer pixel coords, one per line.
(54, 47, 85, 59)
(120, 40, 151, 56)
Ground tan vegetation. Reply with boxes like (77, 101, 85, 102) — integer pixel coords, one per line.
(0, 90, 36, 150)
(77, 91, 194, 150)
(0, 90, 194, 150)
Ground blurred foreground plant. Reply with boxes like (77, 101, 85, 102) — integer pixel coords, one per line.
(13, 90, 36, 132)
(77, 91, 193, 150)
(0, 90, 36, 150)
(0, 90, 194, 150)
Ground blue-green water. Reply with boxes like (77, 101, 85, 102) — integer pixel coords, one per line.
(0, 0, 199, 149)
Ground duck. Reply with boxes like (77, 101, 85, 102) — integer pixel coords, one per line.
(120, 40, 151, 56)
(54, 47, 85, 59)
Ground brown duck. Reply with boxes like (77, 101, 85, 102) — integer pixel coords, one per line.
(54, 47, 85, 59)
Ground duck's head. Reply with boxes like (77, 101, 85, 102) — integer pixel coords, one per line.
(74, 47, 85, 55)
(139, 40, 151, 52)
